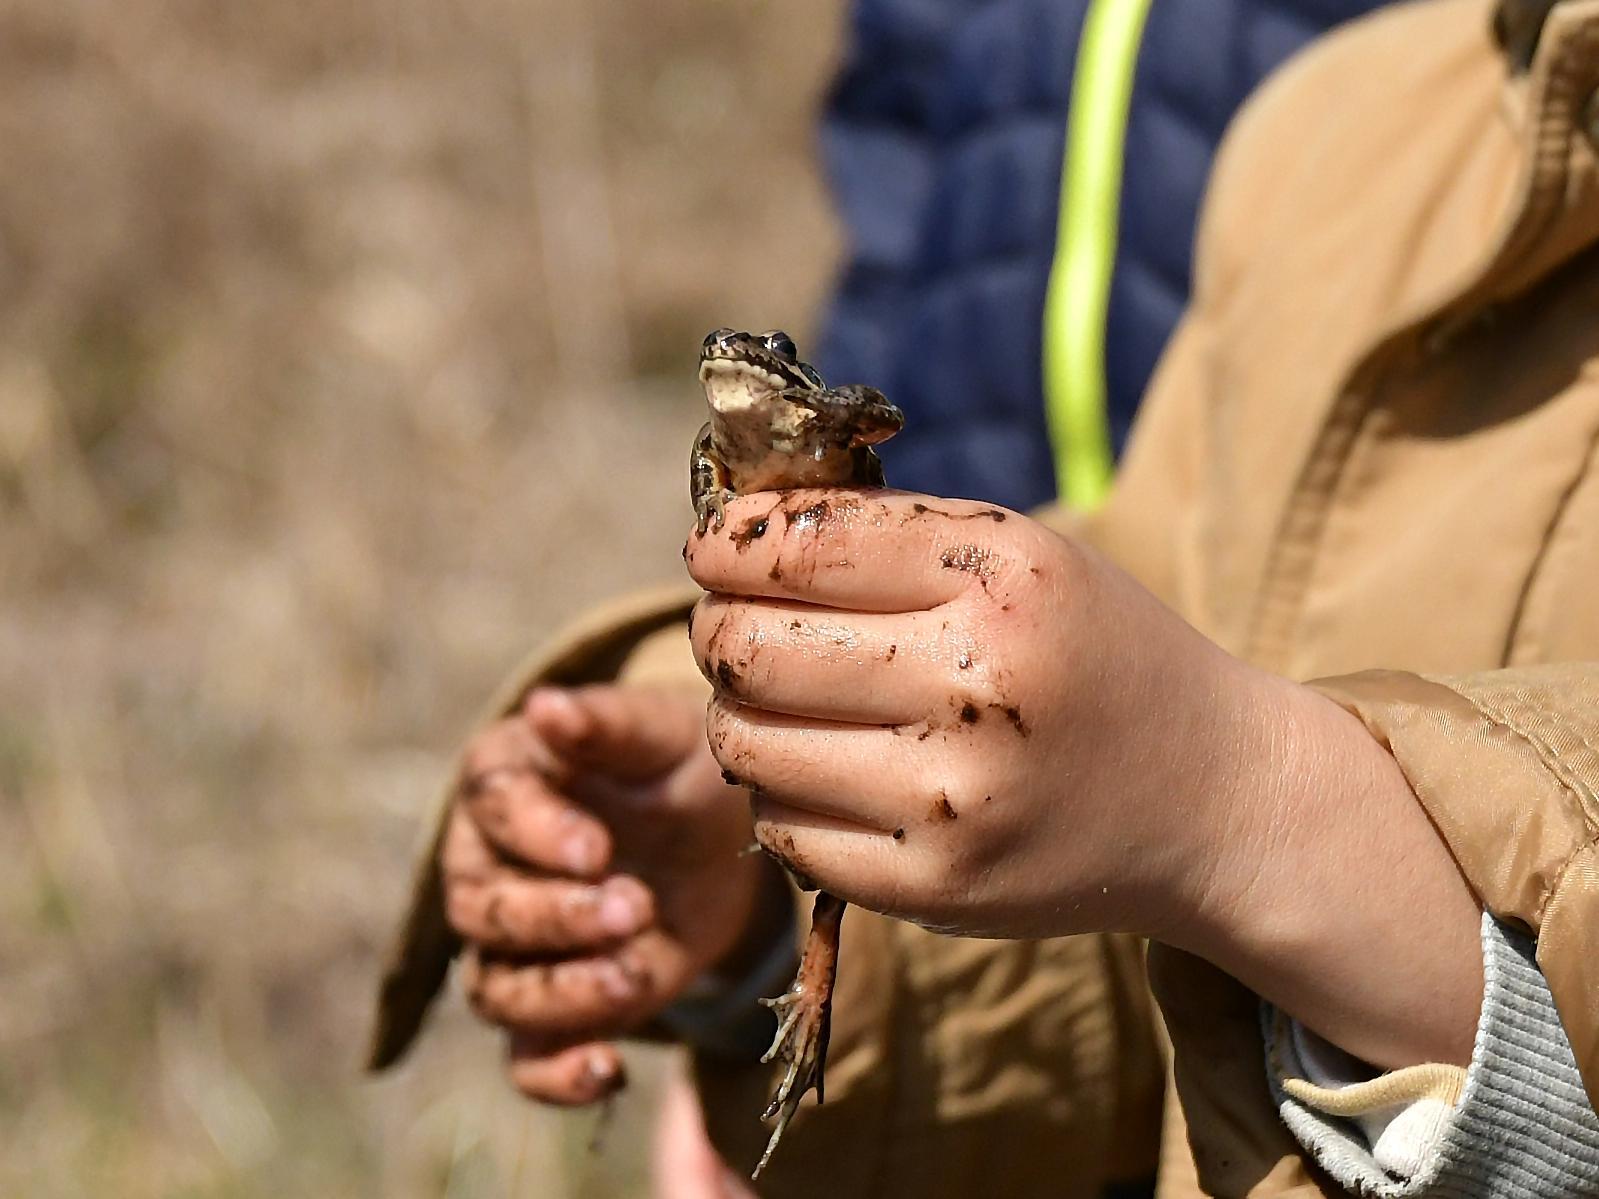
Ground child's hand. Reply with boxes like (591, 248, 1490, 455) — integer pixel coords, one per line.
(685, 489, 1483, 1070)
(440, 684, 779, 1104)
(685, 489, 1269, 942)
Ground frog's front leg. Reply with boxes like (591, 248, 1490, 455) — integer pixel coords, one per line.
(691, 422, 737, 534)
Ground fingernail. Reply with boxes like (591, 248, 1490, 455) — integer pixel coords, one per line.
(586, 1046, 616, 1084)
(598, 879, 645, 935)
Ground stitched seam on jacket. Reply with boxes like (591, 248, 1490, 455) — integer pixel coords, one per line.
(1248, 15, 1595, 671)
(1443, 8, 1593, 314)
(1437, 683, 1598, 921)
(1549, 832, 1599, 918)
(1478, 689, 1599, 821)
(1501, 383, 1599, 666)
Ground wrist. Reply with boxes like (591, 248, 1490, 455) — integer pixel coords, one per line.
(1173, 673, 1482, 1068)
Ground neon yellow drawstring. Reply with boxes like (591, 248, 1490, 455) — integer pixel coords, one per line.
(1041, 0, 1152, 509)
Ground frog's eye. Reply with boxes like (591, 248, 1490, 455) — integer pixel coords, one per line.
(758, 330, 798, 361)
(799, 364, 824, 388)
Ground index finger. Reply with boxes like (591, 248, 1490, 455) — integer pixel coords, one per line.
(685, 489, 1018, 612)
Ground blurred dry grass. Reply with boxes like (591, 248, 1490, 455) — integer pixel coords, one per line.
(0, 1, 842, 1193)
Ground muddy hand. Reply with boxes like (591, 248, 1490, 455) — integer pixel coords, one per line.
(442, 684, 768, 1104)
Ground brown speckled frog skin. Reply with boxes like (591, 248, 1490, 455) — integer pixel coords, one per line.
(690, 328, 903, 1177)
(692, 328, 901, 535)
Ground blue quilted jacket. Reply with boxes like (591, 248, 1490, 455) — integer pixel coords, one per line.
(812, 0, 1393, 511)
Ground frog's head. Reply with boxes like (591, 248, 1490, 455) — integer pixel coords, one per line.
(698, 328, 824, 414)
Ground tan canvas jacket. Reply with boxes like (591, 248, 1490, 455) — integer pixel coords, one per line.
(371, 0, 1599, 1194)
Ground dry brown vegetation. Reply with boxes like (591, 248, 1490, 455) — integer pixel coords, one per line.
(0, 1, 842, 1193)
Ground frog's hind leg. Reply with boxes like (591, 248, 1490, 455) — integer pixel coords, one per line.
(691, 422, 736, 533)
(752, 891, 846, 1179)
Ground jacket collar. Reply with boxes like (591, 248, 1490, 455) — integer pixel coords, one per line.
(1494, 0, 1561, 71)
(1426, 0, 1599, 348)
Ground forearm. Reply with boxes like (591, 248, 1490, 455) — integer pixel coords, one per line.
(1172, 673, 1483, 1070)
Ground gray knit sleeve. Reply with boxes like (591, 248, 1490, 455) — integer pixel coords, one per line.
(1266, 914, 1599, 1197)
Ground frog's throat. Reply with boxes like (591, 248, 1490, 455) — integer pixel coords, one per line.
(699, 358, 811, 415)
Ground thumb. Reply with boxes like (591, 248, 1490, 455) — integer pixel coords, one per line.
(525, 684, 708, 784)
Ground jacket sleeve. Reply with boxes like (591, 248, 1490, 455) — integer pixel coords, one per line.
(366, 584, 699, 1071)
(1309, 665, 1599, 1106)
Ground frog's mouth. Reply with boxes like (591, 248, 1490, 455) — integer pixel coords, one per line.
(698, 356, 802, 414)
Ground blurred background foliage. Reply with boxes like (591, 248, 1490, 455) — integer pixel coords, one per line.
(0, 0, 842, 1193)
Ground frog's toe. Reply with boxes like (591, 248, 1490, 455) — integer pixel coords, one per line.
(693, 490, 731, 536)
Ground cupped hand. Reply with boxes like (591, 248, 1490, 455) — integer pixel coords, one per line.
(441, 683, 776, 1105)
(683, 489, 1281, 944)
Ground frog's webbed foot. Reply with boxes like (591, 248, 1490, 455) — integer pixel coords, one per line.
(752, 892, 846, 1179)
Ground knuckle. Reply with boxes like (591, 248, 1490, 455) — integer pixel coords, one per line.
(549, 960, 604, 1010)
(962, 672, 1008, 711)
(473, 962, 545, 1026)
(460, 780, 510, 833)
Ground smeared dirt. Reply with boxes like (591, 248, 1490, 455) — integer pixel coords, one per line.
(939, 544, 993, 576)
(958, 701, 980, 724)
(929, 792, 957, 822)
(790, 498, 833, 527)
(762, 828, 818, 892)
(783, 493, 863, 532)
(991, 703, 1028, 736)
(909, 502, 1007, 522)
(731, 514, 771, 549)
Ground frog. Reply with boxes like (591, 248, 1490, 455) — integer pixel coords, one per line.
(690, 327, 904, 1177)
(693, 327, 903, 534)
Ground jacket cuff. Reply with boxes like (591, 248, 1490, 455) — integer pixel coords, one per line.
(1307, 666, 1599, 1107)
(1265, 914, 1599, 1196)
